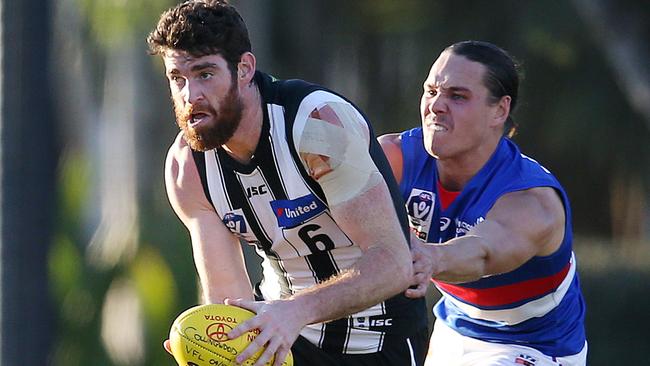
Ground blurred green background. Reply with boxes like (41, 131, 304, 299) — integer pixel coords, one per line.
(1, 0, 649, 365)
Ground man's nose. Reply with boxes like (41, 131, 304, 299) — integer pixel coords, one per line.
(184, 79, 205, 105)
(429, 93, 446, 114)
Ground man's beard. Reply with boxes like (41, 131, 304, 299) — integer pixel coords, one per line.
(174, 81, 244, 152)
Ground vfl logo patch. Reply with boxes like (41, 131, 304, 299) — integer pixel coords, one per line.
(270, 193, 326, 228)
(222, 209, 247, 236)
(406, 189, 435, 241)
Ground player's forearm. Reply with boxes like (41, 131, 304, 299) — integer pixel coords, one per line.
(289, 244, 412, 326)
(429, 235, 490, 283)
(198, 269, 255, 304)
(191, 234, 255, 303)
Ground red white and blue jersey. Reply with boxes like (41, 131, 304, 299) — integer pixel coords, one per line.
(399, 127, 586, 357)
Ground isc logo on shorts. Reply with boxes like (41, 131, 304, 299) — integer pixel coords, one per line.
(353, 317, 393, 330)
(270, 193, 327, 228)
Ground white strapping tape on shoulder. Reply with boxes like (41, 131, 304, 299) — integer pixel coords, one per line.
(295, 101, 382, 207)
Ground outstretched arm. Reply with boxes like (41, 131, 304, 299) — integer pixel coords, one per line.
(425, 186, 566, 284)
(378, 133, 566, 291)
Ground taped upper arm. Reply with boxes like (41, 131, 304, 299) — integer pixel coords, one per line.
(293, 94, 382, 207)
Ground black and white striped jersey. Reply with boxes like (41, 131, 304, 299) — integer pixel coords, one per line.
(192, 71, 427, 354)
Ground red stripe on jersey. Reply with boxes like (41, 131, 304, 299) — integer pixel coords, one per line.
(437, 180, 460, 210)
(435, 261, 572, 307)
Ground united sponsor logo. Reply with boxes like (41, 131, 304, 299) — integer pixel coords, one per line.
(270, 194, 326, 228)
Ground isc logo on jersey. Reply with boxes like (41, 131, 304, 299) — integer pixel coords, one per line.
(270, 193, 327, 228)
(406, 189, 435, 241)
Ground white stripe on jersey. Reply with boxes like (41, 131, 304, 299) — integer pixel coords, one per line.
(439, 252, 577, 325)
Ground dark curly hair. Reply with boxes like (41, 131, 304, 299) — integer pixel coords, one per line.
(445, 41, 521, 138)
(147, 0, 251, 75)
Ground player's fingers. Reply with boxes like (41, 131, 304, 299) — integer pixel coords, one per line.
(251, 347, 274, 366)
(404, 289, 421, 298)
(411, 247, 423, 260)
(163, 339, 172, 354)
(238, 333, 273, 365)
(252, 336, 282, 366)
(225, 297, 259, 312)
(272, 347, 290, 366)
(405, 284, 427, 298)
(412, 271, 426, 283)
(228, 310, 263, 339)
(229, 320, 254, 340)
(412, 264, 424, 275)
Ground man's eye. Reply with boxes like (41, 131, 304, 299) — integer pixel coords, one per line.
(427, 90, 437, 96)
(451, 94, 466, 100)
(199, 72, 213, 80)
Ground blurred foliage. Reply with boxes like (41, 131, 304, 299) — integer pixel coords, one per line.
(129, 245, 177, 338)
(76, 0, 176, 48)
(356, 0, 434, 34)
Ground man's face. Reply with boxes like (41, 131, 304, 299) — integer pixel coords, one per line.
(163, 50, 243, 151)
(420, 51, 498, 160)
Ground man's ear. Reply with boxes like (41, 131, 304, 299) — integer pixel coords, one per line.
(491, 95, 511, 128)
(237, 52, 256, 83)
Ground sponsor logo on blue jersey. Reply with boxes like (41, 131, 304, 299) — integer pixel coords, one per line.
(270, 194, 326, 228)
(440, 217, 452, 231)
(455, 216, 484, 236)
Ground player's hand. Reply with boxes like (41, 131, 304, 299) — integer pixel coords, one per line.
(163, 339, 172, 354)
(225, 297, 303, 366)
(405, 239, 435, 298)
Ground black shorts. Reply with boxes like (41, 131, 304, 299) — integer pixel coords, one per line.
(291, 326, 429, 366)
